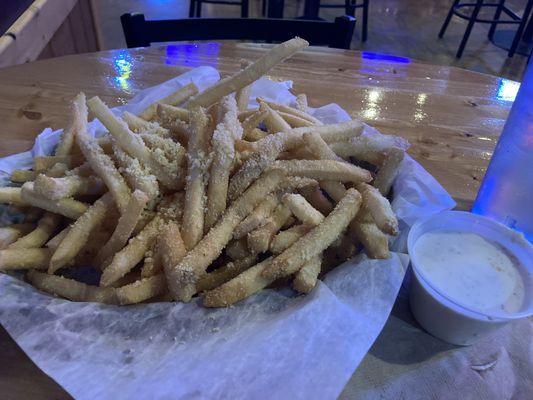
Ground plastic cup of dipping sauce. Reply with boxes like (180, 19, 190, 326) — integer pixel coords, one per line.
(407, 211, 533, 345)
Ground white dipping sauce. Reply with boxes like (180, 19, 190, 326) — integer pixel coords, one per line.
(413, 231, 525, 314)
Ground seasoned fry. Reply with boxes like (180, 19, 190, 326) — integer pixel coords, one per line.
(156, 103, 190, 123)
(0, 223, 34, 249)
(56, 93, 86, 156)
(123, 111, 170, 137)
(9, 213, 61, 249)
(49, 193, 114, 273)
(262, 188, 362, 280)
(115, 274, 167, 305)
(140, 83, 199, 120)
(187, 38, 309, 108)
(33, 174, 105, 200)
(260, 103, 291, 133)
(33, 155, 84, 172)
(374, 147, 404, 196)
(235, 59, 252, 112)
(270, 224, 312, 254)
(295, 94, 308, 111)
(27, 271, 118, 304)
(140, 133, 186, 167)
(357, 183, 399, 235)
(197, 255, 257, 293)
(10, 169, 36, 183)
(271, 159, 372, 183)
(258, 98, 323, 126)
(182, 106, 211, 249)
(158, 221, 188, 299)
(349, 218, 390, 259)
(244, 128, 268, 142)
(21, 182, 89, 219)
(319, 180, 346, 203)
(0, 248, 51, 270)
(241, 109, 269, 140)
(168, 170, 284, 301)
(0, 187, 28, 206)
(282, 193, 324, 226)
(303, 131, 342, 161)
(247, 203, 292, 254)
(233, 192, 279, 239)
(293, 255, 322, 294)
(46, 227, 70, 251)
(299, 185, 334, 215)
(100, 214, 162, 287)
(203, 256, 274, 307)
(277, 111, 315, 128)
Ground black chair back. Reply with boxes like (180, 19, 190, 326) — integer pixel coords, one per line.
(121, 14, 356, 50)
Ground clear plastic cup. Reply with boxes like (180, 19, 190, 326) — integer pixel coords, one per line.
(407, 211, 533, 345)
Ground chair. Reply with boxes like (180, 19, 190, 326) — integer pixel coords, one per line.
(439, 0, 533, 58)
(189, 0, 249, 18)
(121, 13, 356, 50)
(319, 0, 369, 42)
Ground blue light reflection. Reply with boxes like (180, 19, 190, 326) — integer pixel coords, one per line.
(495, 78, 520, 102)
(165, 43, 220, 68)
(361, 52, 411, 64)
(110, 50, 134, 93)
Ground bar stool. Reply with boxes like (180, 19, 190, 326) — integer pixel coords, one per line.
(189, 0, 249, 18)
(319, 0, 369, 41)
(439, 0, 533, 58)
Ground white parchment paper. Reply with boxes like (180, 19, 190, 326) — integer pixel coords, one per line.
(0, 66, 455, 400)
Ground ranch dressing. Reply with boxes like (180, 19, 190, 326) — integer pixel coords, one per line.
(413, 231, 525, 315)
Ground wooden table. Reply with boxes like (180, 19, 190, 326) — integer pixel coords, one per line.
(0, 43, 515, 398)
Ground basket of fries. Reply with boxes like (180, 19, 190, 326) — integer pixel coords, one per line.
(0, 39, 455, 399)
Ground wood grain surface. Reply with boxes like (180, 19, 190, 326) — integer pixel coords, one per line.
(0, 42, 515, 398)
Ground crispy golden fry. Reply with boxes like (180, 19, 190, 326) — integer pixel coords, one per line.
(262, 188, 362, 280)
(182, 106, 211, 249)
(156, 112, 190, 146)
(9, 213, 61, 249)
(235, 59, 252, 112)
(241, 109, 268, 139)
(123, 111, 170, 137)
(10, 169, 36, 183)
(271, 159, 372, 183)
(245, 128, 268, 142)
(140, 83, 199, 120)
(94, 190, 150, 268)
(100, 214, 162, 287)
(49, 193, 113, 273)
(0, 187, 28, 206)
(374, 147, 404, 196)
(293, 255, 322, 294)
(21, 182, 89, 219)
(115, 274, 167, 305)
(349, 218, 390, 259)
(168, 170, 284, 302)
(299, 185, 334, 216)
(158, 221, 188, 299)
(27, 271, 118, 304)
(303, 131, 342, 161)
(197, 254, 257, 293)
(33, 155, 84, 172)
(0, 223, 34, 249)
(45, 227, 70, 251)
(33, 174, 105, 200)
(88, 97, 181, 190)
(45, 162, 70, 177)
(270, 224, 312, 254)
(233, 192, 279, 239)
(188, 38, 308, 108)
(247, 203, 292, 254)
(156, 103, 190, 123)
(260, 102, 291, 133)
(203, 256, 274, 307)
(357, 183, 398, 235)
(295, 94, 308, 111)
(277, 111, 315, 128)
(319, 180, 346, 203)
(258, 98, 323, 126)
(112, 144, 159, 201)
(0, 248, 51, 270)
(56, 93, 87, 156)
(282, 193, 324, 226)
(77, 132, 131, 214)
(140, 133, 186, 166)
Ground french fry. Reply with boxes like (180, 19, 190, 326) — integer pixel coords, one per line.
(205, 98, 238, 231)
(235, 59, 252, 112)
(233, 192, 279, 239)
(123, 111, 170, 137)
(319, 181, 346, 203)
(299, 185, 334, 215)
(349, 218, 390, 259)
(156, 103, 190, 123)
(56, 93, 87, 156)
(158, 222, 189, 300)
(9, 213, 61, 249)
(140, 83, 199, 120)
(271, 160, 372, 183)
(46, 227, 70, 251)
(140, 133, 186, 167)
(45, 162, 70, 177)
(244, 128, 268, 142)
(115, 274, 167, 305)
(262, 188, 362, 280)
(182, 106, 211, 249)
(260, 102, 291, 133)
(33, 155, 84, 172)
(140, 249, 157, 278)
(357, 183, 399, 235)
(258, 98, 323, 126)
(374, 147, 404, 196)
(295, 94, 308, 111)
(303, 131, 343, 161)
(0, 223, 34, 249)
(27, 271, 118, 304)
(156, 109, 191, 146)
(33, 174, 105, 200)
(226, 238, 251, 260)
(100, 214, 162, 287)
(21, 182, 89, 219)
(197, 254, 257, 293)
(281, 193, 324, 226)
(10, 169, 36, 183)
(293, 255, 322, 294)
(187, 38, 309, 108)
(270, 224, 312, 254)
(247, 203, 292, 254)
(0, 248, 51, 270)
(277, 111, 315, 128)
(49, 193, 113, 273)
(168, 170, 284, 302)
(203, 256, 274, 307)
(0, 187, 28, 206)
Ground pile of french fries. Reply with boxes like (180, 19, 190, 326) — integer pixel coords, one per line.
(0, 38, 405, 307)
